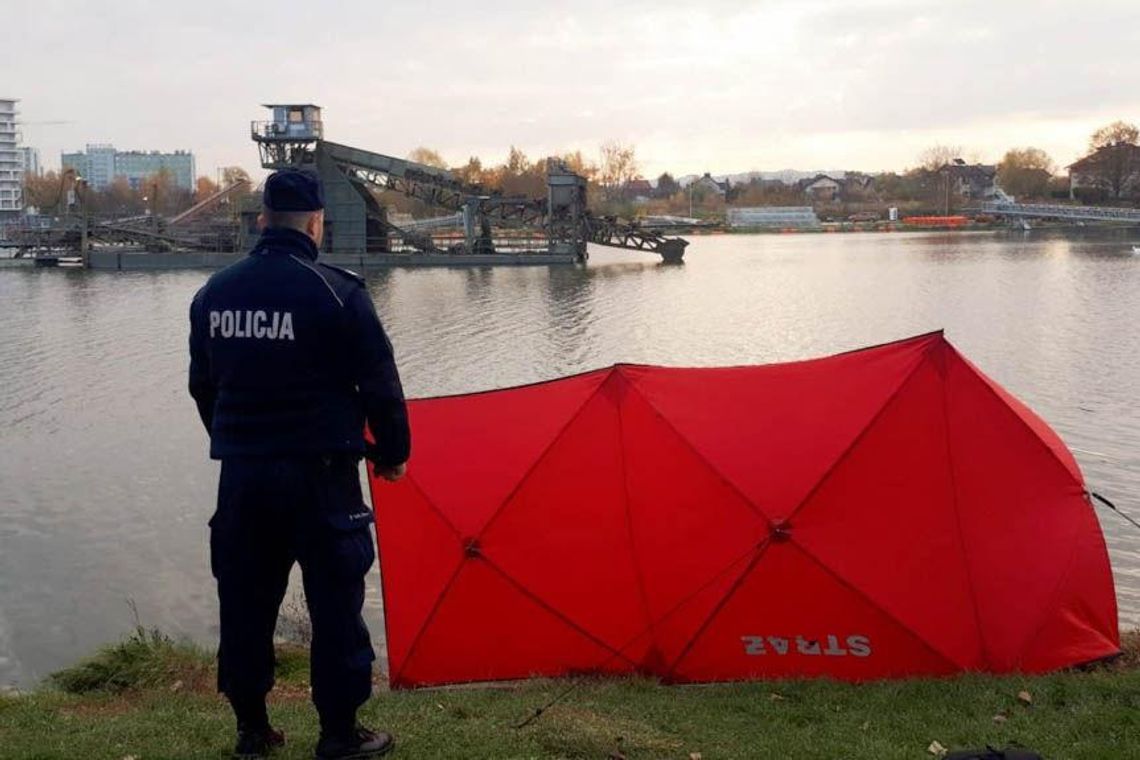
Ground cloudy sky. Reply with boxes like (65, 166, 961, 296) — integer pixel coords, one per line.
(6, 0, 1140, 179)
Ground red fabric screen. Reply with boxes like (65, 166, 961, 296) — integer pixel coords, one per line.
(369, 332, 1118, 687)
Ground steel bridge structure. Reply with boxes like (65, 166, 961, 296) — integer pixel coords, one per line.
(253, 105, 687, 263)
(981, 201, 1140, 224)
(6, 178, 250, 255)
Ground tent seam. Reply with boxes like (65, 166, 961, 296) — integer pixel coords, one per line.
(1008, 518, 1088, 670)
(614, 371, 658, 654)
(639, 344, 934, 678)
(395, 373, 610, 682)
(403, 533, 768, 685)
(391, 556, 468, 686)
(951, 350, 1102, 667)
(956, 350, 1085, 485)
(405, 475, 464, 542)
(790, 544, 963, 671)
(481, 557, 642, 669)
(940, 353, 991, 670)
(625, 340, 932, 529)
(598, 541, 769, 679)
(383, 476, 467, 685)
(665, 541, 771, 678)
(665, 347, 962, 677)
(786, 345, 934, 524)
(778, 346, 967, 670)
(475, 371, 613, 540)
(622, 379, 773, 525)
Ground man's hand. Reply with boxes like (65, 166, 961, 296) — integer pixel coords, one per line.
(374, 461, 407, 482)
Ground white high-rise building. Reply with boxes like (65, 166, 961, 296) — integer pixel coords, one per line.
(0, 99, 21, 220)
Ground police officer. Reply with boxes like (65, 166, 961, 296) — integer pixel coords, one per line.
(189, 169, 409, 759)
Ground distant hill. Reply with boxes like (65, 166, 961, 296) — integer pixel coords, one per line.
(674, 170, 849, 187)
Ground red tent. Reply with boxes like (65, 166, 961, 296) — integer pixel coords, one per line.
(369, 332, 1118, 687)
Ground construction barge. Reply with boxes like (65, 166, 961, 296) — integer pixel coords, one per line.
(6, 104, 687, 269)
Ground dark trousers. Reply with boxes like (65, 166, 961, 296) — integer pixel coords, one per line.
(209, 455, 376, 734)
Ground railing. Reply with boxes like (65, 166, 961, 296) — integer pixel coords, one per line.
(250, 120, 323, 141)
(981, 201, 1140, 222)
(380, 232, 554, 255)
(396, 213, 464, 232)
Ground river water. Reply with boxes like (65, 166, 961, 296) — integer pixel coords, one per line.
(1, 230, 1138, 688)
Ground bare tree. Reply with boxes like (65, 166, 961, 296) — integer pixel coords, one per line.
(1089, 121, 1139, 151)
(1079, 122, 1140, 200)
(598, 141, 638, 201)
(916, 144, 962, 172)
(221, 166, 251, 187)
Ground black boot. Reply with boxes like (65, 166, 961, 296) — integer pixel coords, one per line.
(314, 725, 394, 759)
(233, 725, 286, 759)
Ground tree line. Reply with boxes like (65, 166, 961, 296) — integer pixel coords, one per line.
(21, 166, 254, 219)
(19, 119, 1138, 223)
(393, 119, 1140, 219)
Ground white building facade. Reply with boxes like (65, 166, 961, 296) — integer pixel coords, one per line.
(61, 145, 196, 191)
(0, 99, 22, 220)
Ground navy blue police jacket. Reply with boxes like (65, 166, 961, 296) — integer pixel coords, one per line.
(188, 227, 410, 465)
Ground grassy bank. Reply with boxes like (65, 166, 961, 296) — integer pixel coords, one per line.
(1, 630, 1138, 760)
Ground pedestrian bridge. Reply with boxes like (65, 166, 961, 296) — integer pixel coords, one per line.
(981, 201, 1140, 224)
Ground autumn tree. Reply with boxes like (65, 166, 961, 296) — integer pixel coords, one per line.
(196, 175, 220, 199)
(598, 141, 638, 201)
(407, 147, 448, 169)
(22, 170, 65, 211)
(454, 156, 484, 186)
(95, 177, 145, 216)
(997, 147, 1054, 200)
(499, 147, 545, 197)
(559, 150, 596, 181)
(130, 168, 193, 216)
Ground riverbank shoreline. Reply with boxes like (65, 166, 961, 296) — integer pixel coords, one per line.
(4, 224, 1137, 271)
(2, 630, 1136, 759)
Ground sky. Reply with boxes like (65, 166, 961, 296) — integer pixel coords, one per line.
(6, 0, 1140, 180)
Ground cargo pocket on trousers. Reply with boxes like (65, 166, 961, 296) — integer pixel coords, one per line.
(323, 511, 377, 581)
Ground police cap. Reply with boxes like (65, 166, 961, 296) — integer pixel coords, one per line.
(263, 168, 325, 212)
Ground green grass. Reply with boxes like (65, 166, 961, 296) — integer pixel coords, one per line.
(1, 634, 1138, 759)
(45, 627, 213, 695)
